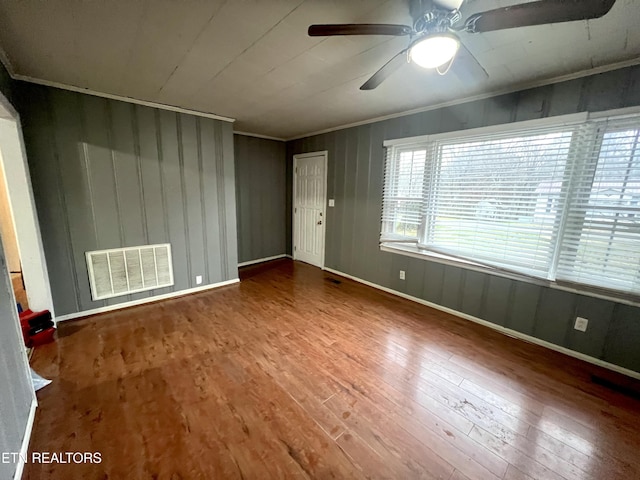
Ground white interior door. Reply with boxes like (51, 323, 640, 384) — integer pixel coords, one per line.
(293, 152, 327, 268)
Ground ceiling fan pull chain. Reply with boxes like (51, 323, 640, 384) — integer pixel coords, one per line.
(436, 54, 456, 76)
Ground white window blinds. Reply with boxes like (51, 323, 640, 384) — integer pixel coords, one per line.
(557, 117, 640, 295)
(381, 147, 428, 241)
(381, 112, 640, 299)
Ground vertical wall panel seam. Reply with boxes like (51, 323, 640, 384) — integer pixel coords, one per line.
(531, 287, 546, 337)
(348, 130, 357, 273)
(243, 138, 252, 259)
(620, 68, 633, 107)
(234, 137, 244, 260)
(365, 126, 376, 252)
(501, 281, 517, 329)
(350, 129, 361, 273)
(600, 304, 619, 361)
(324, 138, 333, 264)
(334, 133, 344, 268)
(176, 114, 192, 284)
(562, 295, 579, 346)
(79, 95, 100, 252)
(214, 122, 228, 277)
(46, 89, 82, 312)
(577, 76, 592, 112)
(154, 110, 171, 244)
(477, 273, 490, 321)
(131, 105, 152, 298)
(104, 100, 125, 247)
(280, 142, 287, 255)
(509, 94, 518, 123)
(196, 118, 210, 282)
(78, 93, 103, 306)
(131, 104, 149, 245)
(434, 264, 445, 305)
(457, 269, 467, 312)
(341, 132, 349, 272)
(236, 137, 244, 259)
(541, 91, 551, 118)
(256, 139, 264, 259)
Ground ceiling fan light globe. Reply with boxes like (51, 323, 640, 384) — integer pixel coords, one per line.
(409, 35, 460, 69)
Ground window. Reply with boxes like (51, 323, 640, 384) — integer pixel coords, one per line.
(381, 112, 640, 299)
(381, 148, 427, 240)
(557, 119, 640, 294)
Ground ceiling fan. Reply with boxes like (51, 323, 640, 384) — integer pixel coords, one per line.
(308, 0, 616, 90)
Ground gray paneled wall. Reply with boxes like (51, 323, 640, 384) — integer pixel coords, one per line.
(18, 83, 238, 317)
(234, 134, 286, 263)
(287, 65, 640, 374)
(0, 63, 33, 480)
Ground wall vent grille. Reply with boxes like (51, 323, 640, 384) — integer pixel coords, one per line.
(86, 243, 173, 301)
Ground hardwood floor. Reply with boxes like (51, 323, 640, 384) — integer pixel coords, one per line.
(26, 259, 640, 479)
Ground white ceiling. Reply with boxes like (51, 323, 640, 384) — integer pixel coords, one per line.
(0, 0, 639, 140)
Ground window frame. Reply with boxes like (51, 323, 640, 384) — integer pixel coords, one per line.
(380, 109, 640, 307)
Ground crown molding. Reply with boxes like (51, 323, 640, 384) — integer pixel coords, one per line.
(233, 130, 286, 142)
(4, 50, 639, 140)
(12, 74, 236, 123)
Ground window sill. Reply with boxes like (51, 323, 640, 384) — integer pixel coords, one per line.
(380, 243, 640, 308)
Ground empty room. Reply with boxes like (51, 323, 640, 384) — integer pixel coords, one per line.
(1, 0, 640, 479)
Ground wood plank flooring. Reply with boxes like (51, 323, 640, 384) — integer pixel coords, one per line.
(26, 259, 640, 479)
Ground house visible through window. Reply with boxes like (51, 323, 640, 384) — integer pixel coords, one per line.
(381, 112, 640, 299)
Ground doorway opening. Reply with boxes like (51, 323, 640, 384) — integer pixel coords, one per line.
(0, 152, 27, 309)
(0, 90, 53, 316)
(293, 151, 328, 269)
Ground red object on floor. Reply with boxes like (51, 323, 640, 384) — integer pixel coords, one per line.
(30, 327, 56, 346)
(19, 308, 51, 325)
(18, 309, 55, 347)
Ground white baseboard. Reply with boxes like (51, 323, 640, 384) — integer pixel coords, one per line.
(238, 254, 287, 267)
(55, 279, 240, 322)
(14, 398, 37, 480)
(323, 267, 640, 381)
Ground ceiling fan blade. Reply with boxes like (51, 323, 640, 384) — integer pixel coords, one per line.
(308, 24, 412, 37)
(360, 49, 408, 91)
(464, 0, 616, 33)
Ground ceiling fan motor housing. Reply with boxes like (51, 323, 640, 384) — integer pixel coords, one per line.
(413, 9, 461, 37)
(411, 0, 462, 38)
(410, 0, 464, 20)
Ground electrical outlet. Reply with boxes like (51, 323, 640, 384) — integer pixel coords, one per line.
(574, 316, 588, 332)
(328, 199, 335, 207)
(196, 275, 203, 285)
(399, 270, 405, 280)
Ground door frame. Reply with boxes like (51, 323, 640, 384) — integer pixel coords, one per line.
(292, 151, 328, 269)
(0, 90, 54, 315)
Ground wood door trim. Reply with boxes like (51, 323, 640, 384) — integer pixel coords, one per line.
(292, 151, 328, 269)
